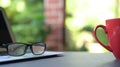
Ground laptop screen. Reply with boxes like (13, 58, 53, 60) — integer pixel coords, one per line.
(0, 7, 15, 45)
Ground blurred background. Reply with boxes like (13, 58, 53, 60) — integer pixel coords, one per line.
(0, 0, 120, 53)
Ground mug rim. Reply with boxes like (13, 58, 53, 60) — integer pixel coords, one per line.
(106, 18, 120, 23)
(106, 18, 120, 21)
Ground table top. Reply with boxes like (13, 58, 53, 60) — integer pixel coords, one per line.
(0, 52, 119, 67)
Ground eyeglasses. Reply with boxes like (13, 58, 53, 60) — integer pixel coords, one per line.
(2, 42, 46, 56)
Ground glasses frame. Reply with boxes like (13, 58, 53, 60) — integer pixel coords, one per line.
(2, 42, 46, 56)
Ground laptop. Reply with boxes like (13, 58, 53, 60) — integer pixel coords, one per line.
(0, 7, 63, 63)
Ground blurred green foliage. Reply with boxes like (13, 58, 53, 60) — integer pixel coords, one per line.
(96, 28, 109, 45)
(0, 0, 49, 43)
(65, 0, 115, 51)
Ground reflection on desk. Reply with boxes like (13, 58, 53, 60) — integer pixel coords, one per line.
(1, 52, 120, 67)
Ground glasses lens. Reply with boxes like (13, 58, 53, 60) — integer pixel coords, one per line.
(32, 43, 45, 55)
(8, 44, 26, 56)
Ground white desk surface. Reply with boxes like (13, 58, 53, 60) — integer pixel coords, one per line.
(1, 52, 119, 67)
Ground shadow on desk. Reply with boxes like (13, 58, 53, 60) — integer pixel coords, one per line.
(102, 60, 120, 67)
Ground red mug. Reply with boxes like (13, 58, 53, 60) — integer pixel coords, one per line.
(94, 18, 120, 59)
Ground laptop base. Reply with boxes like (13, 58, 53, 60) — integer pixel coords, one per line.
(0, 51, 63, 63)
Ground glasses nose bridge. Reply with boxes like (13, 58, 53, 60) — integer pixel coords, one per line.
(25, 44, 32, 53)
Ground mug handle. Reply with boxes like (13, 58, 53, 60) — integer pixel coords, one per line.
(94, 25, 113, 52)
